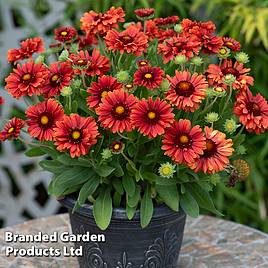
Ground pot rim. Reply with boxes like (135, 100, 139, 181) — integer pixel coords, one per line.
(59, 195, 184, 221)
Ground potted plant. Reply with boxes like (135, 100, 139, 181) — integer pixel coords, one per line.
(1, 6, 268, 267)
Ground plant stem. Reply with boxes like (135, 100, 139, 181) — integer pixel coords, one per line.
(222, 86, 233, 113)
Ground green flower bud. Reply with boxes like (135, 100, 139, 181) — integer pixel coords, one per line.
(205, 112, 219, 123)
(61, 86, 72, 96)
(123, 22, 134, 29)
(236, 145, 246, 155)
(174, 54, 187, 65)
(209, 173, 221, 186)
(174, 24, 182, 33)
(116, 71, 130, 83)
(35, 55, 45, 64)
(218, 46, 231, 59)
(224, 119, 240, 134)
(72, 79, 82, 88)
(235, 52, 249, 64)
(158, 162, 176, 178)
(191, 56, 203, 66)
(70, 43, 79, 54)
(206, 87, 226, 98)
(222, 74, 236, 86)
(101, 148, 113, 160)
(58, 49, 69, 62)
(160, 79, 170, 92)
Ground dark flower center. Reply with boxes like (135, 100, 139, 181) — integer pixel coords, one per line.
(50, 74, 61, 86)
(120, 35, 134, 44)
(177, 134, 192, 148)
(175, 81, 194, 97)
(22, 73, 33, 84)
(222, 67, 239, 78)
(247, 102, 261, 116)
(203, 139, 217, 158)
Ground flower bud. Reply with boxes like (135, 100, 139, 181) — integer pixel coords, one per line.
(174, 54, 187, 65)
(101, 148, 113, 160)
(191, 56, 203, 66)
(222, 74, 236, 86)
(235, 52, 249, 64)
(205, 112, 219, 123)
(174, 24, 182, 33)
(58, 49, 69, 62)
(160, 79, 170, 92)
(61, 86, 72, 96)
(236, 145, 246, 155)
(224, 119, 240, 134)
(116, 71, 130, 83)
(218, 46, 231, 59)
(158, 162, 176, 178)
(35, 55, 45, 64)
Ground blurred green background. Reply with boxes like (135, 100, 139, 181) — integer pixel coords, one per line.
(1, 0, 268, 232)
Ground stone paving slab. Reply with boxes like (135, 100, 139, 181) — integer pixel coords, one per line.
(0, 214, 267, 268)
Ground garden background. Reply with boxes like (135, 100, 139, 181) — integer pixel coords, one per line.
(0, 0, 267, 232)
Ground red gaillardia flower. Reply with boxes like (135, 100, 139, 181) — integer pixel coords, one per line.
(42, 62, 73, 98)
(0, 118, 25, 141)
(7, 37, 44, 63)
(133, 66, 164, 90)
(162, 119, 206, 165)
(189, 127, 234, 174)
(87, 75, 122, 109)
(234, 89, 268, 134)
(96, 89, 137, 133)
(80, 7, 125, 36)
(105, 25, 148, 56)
(154, 16, 179, 27)
(26, 99, 64, 141)
(134, 8, 155, 19)
(131, 97, 174, 138)
(207, 59, 254, 90)
(202, 35, 223, 54)
(5, 61, 48, 98)
(70, 49, 110, 76)
(110, 140, 124, 153)
(78, 32, 98, 49)
(53, 114, 99, 158)
(222, 37, 241, 52)
(54, 26, 77, 42)
(166, 70, 208, 112)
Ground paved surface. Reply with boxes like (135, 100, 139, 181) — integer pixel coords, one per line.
(0, 214, 267, 268)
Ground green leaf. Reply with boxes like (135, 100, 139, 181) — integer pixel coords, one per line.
(127, 185, 141, 208)
(110, 161, 124, 177)
(113, 192, 122, 208)
(25, 147, 46, 157)
(94, 164, 115, 177)
(156, 185, 179, 211)
(49, 167, 94, 196)
(39, 160, 63, 174)
(180, 191, 199, 218)
(93, 188, 113, 230)
(39, 146, 59, 159)
(139, 171, 157, 183)
(187, 183, 222, 216)
(156, 176, 177, 186)
(57, 154, 92, 167)
(126, 204, 137, 220)
(73, 176, 100, 211)
(122, 174, 136, 197)
(140, 185, 153, 228)
(112, 178, 124, 195)
(127, 143, 137, 158)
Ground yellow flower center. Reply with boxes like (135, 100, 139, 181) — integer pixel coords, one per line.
(51, 74, 59, 82)
(72, 131, 81, 140)
(219, 48, 227, 55)
(22, 73, 31, 81)
(214, 87, 223, 92)
(125, 84, 133, 89)
(114, 144, 120, 150)
(78, 59, 84, 64)
(115, 106, 125, 115)
(148, 111, 156, 119)
(61, 31, 68, 36)
(162, 166, 171, 176)
(144, 73, 152, 79)
(101, 91, 108, 98)
(40, 115, 49, 125)
(140, 61, 147, 65)
(179, 135, 189, 144)
(8, 127, 14, 133)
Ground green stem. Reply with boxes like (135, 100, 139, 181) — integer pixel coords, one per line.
(222, 86, 233, 113)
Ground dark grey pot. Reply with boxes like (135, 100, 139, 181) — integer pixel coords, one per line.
(60, 197, 186, 268)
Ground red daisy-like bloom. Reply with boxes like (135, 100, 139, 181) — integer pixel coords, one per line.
(80, 7, 125, 36)
(158, 33, 201, 63)
(156, 28, 176, 43)
(26, 99, 64, 141)
(131, 97, 174, 138)
(7, 37, 44, 63)
(154, 16, 179, 27)
(69, 49, 110, 76)
(105, 25, 148, 56)
(234, 89, 268, 134)
(206, 59, 254, 90)
(189, 127, 234, 174)
(162, 119, 206, 165)
(87, 75, 122, 109)
(202, 35, 223, 54)
(54, 26, 77, 42)
(5, 61, 48, 98)
(181, 19, 216, 37)
(0, 118, 25, 141)
(222, 37, 241, 52)
(166, 70, 208, 112)
(110, 140, 124, 153)
(133, 66, 164, 90)
(96, 90, 137, 133)
(78, 32, 98, 49)
(41, 62, 73, 98)
(134, 8, 155, 18)
(53, 114, 99, 158)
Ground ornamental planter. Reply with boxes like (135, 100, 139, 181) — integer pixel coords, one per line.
(60, 197, 186, 268)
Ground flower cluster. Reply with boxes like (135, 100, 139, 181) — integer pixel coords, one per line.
(1, 7, 267, 229)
